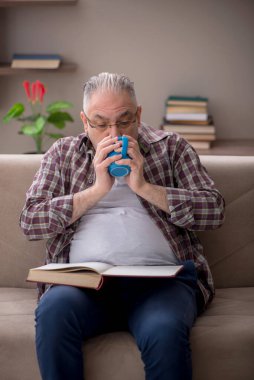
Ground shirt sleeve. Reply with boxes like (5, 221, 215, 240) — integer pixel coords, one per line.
(19, 141, 74, 240)
(166, 140, 225, 231)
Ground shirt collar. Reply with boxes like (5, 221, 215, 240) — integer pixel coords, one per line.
(138, 122, 167, 154)
(78, 133, 94, 156)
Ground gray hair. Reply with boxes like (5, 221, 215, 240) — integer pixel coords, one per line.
(83, 72, 137, 111)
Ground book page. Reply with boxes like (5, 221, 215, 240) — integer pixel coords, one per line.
(32, 262, 112, 274)
(103, 265, 183, 277)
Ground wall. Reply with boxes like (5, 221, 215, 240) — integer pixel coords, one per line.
(0, 0, 253, 153)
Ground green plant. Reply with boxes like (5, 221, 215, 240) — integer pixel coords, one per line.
(2, 80, 74, 153)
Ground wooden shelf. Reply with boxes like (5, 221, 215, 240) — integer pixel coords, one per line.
(0, 62, 77, 75)
(196, 139, 254, 156)
(0, 0, 77, 6)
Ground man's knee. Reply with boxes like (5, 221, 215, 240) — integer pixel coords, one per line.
(35, 286, 85, 334)
(135, 314, 190, 351)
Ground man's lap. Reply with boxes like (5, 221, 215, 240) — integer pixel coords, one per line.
(37, 272, 200, 339)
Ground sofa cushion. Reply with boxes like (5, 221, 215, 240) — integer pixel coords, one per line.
(0, 155, 45, 289)
(1, 287, 254, 380)
(192, 288, 254, 380)
(197, 156, 254, 289)
(0, 288, 40, 380)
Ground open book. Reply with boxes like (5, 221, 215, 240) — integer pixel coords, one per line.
(27, 262, 183, 290)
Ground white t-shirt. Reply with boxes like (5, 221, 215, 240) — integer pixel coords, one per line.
(69, 177, 178, 266)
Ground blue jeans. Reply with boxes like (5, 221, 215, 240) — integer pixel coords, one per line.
(35, 261, 203, 380)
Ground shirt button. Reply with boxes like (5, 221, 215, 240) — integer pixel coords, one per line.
(88, 179, 93, 184)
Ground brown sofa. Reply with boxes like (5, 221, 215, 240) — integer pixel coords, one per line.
(0, 154, 254, 380)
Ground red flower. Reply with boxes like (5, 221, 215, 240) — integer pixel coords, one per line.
(32, 80, 46, 103)
(23, 80, 31, 101)
(36, 80, 46, 103)
(31, 82, 37, 103)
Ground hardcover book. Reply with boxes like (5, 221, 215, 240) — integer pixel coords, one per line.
(162, 124, 216, 134)
(27, 262, 184, 290)
(163, 116, 213, 126)
(165, 113, 209, 121)
(166, 105, 208, 114)
(11, 54, 61, 69)
(190, 141, 212, 149)
(179, 134, 216, 141)
(167, 96, 208, 107)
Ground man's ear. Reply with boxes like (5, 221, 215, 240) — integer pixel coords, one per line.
(137, 105, 142, 127)
(80, 111, 88, 132)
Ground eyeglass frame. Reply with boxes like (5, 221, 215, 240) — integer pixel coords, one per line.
(83, 108, 138, 131)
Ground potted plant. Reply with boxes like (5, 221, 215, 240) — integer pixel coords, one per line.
(2, 80, 74, 154)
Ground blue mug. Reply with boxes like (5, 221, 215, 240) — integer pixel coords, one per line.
(107, 136, 131, 177)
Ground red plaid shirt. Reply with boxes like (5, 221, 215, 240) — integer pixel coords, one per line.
(20, 123, 225, 305)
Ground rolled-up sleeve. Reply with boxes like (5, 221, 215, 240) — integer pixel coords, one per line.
(166, 144, 225, 231)
(20, 142, 74, 240)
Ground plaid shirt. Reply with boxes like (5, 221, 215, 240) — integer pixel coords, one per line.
(20, 123, 225, 305)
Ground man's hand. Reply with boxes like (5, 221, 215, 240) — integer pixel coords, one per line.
(92, 135, 122, 196)
(115, 135, 146, 193)
(116, 135, 169, 213)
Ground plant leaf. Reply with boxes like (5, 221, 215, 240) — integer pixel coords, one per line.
(3, 103, 25, 123)
(35, 116, 47, 133)
(46, 101, 73, 113)
(20, 116, 46, 137)
(20, 124, 39, 137)
(47, 112, 73, 129)
(49, 120, 65, 129)
(47, 112, 73, 122)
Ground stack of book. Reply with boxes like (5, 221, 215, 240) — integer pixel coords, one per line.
(11, 54, 62, 69)
(161, 96, 216, 149)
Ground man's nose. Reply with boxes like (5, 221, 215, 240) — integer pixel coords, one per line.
(109, 125, 121, 138)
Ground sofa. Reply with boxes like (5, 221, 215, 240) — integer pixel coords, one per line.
(0, 153, 254, 380)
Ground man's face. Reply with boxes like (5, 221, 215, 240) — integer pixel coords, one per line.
(80, 90, 142, 149)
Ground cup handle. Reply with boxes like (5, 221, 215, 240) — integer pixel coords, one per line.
(121, 136, 128, 158)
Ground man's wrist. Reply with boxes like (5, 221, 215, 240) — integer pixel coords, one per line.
(70, 184, 107, 225)
(133, 180, 150, 198)
(134, 181, 169, 213)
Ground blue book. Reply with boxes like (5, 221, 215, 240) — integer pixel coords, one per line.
(11, 54, 62, 69)
(168, 96, 208, 102)
(166, 96, 208, 107)
(12, 54, 61, 60)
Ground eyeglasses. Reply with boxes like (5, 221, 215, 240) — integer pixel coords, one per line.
(84, 109, 138, 131)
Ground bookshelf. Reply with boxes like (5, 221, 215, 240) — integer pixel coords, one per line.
(0, 0, 77, 75)
(195, 139, 254, 156)
(0, 62, 77, 75)
(0, 0, 77, 6)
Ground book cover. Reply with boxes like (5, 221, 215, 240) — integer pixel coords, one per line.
(190, 141, 211, 150)
(165, 113, 208, 121)
(168, 96, 208, 102)
(180, 134, 216, 141)
(12, 54, 62, 60)
(167, 96, 208, 107)
(166, 105, 208, 114)
(161, 124, 215, 134)
(27, 262, 184, 290)
(163, 116, 213, 125)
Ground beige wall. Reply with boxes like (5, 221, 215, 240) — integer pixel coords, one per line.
(0, 0, 253, 153)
